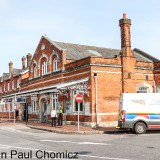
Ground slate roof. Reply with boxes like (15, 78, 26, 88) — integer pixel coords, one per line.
(3, 73, 10, 81)
(43, 35, 159, 63)
(133, 48, 159, 62)
(12, 68, 23, 77)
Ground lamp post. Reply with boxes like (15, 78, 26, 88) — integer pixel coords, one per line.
(25, 97, 28, 126)
(94, 73, 99, 126)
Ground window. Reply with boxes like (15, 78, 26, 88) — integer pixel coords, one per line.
(4, 84, 6, 92)
(53, 57, 58, 72)
(137, 87, 149, 93)
(32, 101, 36, 113)
(17, 79, 19, 88)
(33, 66, 37, 78)
(12, 99, 15, 112)
(146, 75, 148, 81)
(52, 94, 58, 110)
(42, 61, 47, 75)
(12, 80, 14, 90)
(41, 44, 45, 50)
(8, 83, 10, 91)
(72, 91, 83, 112)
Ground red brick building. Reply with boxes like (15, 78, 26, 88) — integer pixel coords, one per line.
(0, 14, 159, 127)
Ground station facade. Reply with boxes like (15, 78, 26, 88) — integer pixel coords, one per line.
(0, 14, 160, 127)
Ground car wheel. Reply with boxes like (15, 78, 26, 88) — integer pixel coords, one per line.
(134, 122, 146, 134)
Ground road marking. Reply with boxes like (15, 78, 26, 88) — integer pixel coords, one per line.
(41, 140, 111, 145)
(80, 154, 130, 160)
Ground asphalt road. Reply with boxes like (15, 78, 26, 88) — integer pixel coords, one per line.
(0, 124, 159, 160)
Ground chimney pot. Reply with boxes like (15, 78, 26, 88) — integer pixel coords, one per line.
(27, 53, 32, 68)
(8, 61, 13, 74)
(22, 56, 26, 69)
(123, 13, 126, 19)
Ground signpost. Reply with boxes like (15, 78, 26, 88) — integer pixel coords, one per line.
(76, 94, 83, 131)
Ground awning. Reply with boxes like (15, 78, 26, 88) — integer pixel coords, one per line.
(2, 77, 89, 99)
(56, 77, 89, 89)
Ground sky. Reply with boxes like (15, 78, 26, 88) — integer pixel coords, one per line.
(1, 0, 160, 75)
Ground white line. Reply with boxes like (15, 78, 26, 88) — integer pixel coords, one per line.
(80, 154, 130, 160)
(41, 140, 111, 145)
(79, 142, 110, 145)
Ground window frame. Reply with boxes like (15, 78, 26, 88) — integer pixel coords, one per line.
(42, 61, 47, 75)
(53, 57, 58, 72)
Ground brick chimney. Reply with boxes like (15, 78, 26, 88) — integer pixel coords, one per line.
(9, 61, 13, 74)
(22, 56, 26, 69)
(27, 53, 32, 68)
(119, 13, 133, 57)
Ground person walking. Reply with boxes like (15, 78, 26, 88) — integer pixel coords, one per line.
(51, 107, 57, 127)
(58, 106, 63, 126)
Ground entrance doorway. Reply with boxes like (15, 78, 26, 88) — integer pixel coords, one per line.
(39, 98, 47, 122)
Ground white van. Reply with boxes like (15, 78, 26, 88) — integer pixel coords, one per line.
(118, 93, 160, 134)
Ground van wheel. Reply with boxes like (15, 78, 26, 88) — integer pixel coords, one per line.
(134, 122, 146, 134)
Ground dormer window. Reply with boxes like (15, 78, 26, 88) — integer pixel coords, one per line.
(53, 57, 58, 72)
(8, 83, 10, 91)
(17, 79, 20, 88)
(12, 80, 14, 90)
(4, 84, 6, 92)
(33, 66, 37, 78)
(41, 44, 45, 50)
(42, 61, 47, 75)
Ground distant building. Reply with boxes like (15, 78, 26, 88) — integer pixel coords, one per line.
(0, 14, 159, 127)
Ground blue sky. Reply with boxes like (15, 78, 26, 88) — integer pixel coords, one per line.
(1, 0, 160, 75)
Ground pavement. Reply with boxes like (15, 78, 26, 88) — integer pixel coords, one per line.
(0, 119, 123, 134)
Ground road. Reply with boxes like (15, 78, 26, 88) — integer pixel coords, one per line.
(0, 124, 159, 160)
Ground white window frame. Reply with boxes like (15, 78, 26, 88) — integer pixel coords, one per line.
(32, 101, 37, 113)
(41, 44, 45, 50)
(8, 83, 10, 91)
(42, 61, 47, 75)
(4, 84, 6, 92)
(52, 94, 58, 111)
(12, 80, 14, 90)
(17, 79, 19, 88)
(12, 99, 15, 112)
(33, 66, 37, 78)
(53, 57, 58, 72)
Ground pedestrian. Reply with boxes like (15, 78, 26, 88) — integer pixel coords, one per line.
(58, 105, 63, 126)
(51, 107, 57, 127)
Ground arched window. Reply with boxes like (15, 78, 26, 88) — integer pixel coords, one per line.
(33, 66, 37, 78)
(42, 61, 47, 75)
(17, 79, 19, 88)
(12, 80, 14, 90)
(53, 57, 58, 72)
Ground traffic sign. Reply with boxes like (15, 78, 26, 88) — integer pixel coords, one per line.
(76, 94, 83, 103)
